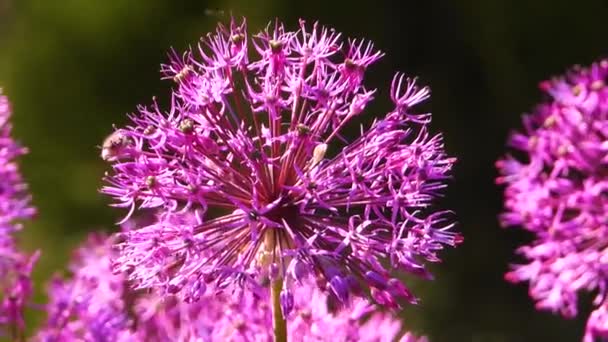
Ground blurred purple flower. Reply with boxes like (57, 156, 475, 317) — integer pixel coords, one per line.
(37, 233, 428, 342)
(102, 18, 460, 308)
(35, 234, 134, 342)
(497, 60, 608, 339)
(584, 303, 608, 342)
(0, 91, 35, 241)
(0, 90, 37, 338)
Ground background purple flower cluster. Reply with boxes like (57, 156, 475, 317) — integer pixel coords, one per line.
(497, 60, 608, 341)
(36, 232, 427, 342)
(0, 90, 37, 340)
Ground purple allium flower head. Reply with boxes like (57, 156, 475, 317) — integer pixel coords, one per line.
(0, 89, 37, 337)
(37, 232, 429, 342)
(102, 18, 460, 308)
(497, 60, 608, 338)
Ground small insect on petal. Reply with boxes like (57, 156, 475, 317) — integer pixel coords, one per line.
(173, 65, 193, 83)
(101, 131, 132, 161)
(311, 143, 327, 166)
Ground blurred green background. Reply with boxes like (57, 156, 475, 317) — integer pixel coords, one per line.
(1, 0, 607, 340)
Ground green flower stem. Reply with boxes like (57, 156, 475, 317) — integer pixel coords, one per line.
(271, 278, 287, 342)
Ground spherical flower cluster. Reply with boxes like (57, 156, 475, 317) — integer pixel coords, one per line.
(36, 232, 428, 342)
(0, 90, 37, 338)
(102, 18, 460, 310)
(496, 60, 608, 340)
